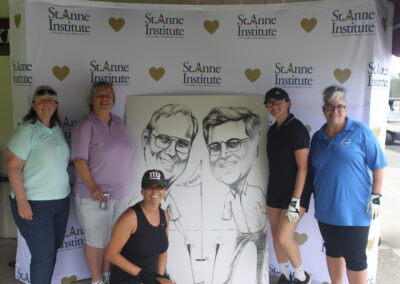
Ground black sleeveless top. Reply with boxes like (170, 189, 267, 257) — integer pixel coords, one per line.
(110, 203, 169, 283)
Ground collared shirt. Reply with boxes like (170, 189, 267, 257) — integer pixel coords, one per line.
(310, 118, 387, 226)
(71, 112, 134, 199)
(222, 183, 267, 233)
(7, 121, 70, 200)
(267, 114, 310, 196)
(161, 192, 181, 221)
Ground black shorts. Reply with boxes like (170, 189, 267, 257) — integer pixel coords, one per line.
(266, 189, 310, 210)
(318, 221, 369, 271)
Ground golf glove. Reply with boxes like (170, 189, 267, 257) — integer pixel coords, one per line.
(286, 197, 300, 223)
(367, 193, 382, 220)
(138, 270, 160, 284)
(154, 273, 170, 280)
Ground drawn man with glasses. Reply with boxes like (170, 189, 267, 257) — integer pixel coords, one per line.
(203, 106, 267, 284)
(142, 103, 198, 244)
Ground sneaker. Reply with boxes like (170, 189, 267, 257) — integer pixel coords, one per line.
(277, 273, 291, 284)
(294, 271, 311, 284)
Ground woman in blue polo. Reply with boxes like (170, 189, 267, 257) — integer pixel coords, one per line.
(6, 86, 70, 284)
(309, 85, 387, 284)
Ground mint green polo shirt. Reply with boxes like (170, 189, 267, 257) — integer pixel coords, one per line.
(8, 121, 71, 200)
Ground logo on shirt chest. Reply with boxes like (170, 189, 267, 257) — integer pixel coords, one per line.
(340, 138, 352, 147)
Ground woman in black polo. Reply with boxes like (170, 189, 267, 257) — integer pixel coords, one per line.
(264, 88, 311, 284)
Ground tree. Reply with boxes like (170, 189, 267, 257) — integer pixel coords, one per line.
(390, 74, 400, 98)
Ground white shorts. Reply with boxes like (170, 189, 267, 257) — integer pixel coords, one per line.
(74, 195, 131, 248)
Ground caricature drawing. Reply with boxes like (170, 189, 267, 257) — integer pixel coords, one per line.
(142, 104, 199, 245)
(203, 107, 268, 284)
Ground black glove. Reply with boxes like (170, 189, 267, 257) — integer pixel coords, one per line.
(137, 270, 160, 284)
(154, 273, 170, 280)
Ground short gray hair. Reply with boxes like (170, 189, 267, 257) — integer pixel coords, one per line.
(323, 85, 346, 105)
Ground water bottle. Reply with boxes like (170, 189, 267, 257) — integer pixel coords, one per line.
(99, 191, 109, 210)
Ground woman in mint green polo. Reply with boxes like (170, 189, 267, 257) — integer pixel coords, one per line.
(6, 86, 71, 284)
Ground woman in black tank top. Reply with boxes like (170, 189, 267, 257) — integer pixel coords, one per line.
(107, 170, 174, 284)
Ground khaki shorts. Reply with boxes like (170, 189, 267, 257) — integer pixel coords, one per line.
(74, 195, 131, 248)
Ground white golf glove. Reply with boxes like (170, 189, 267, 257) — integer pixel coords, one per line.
(367, 193, 382, 220)
(286, 197, 300, 223)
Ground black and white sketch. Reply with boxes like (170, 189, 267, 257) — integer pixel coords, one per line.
(203, 107, 268, 284)
(126, 95, 269, 284)
(142, 103, 198, 245)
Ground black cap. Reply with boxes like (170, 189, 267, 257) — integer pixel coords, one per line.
(264, 88, 289, 104)
(141, 170, 166, 189)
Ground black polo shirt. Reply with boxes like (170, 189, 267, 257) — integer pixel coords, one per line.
(266, 114, 310, 196)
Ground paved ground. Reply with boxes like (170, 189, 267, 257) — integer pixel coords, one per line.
(376, 141, 400, 284)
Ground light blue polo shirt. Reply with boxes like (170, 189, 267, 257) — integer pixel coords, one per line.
(310, 118, 387, 226)
(7, 121, 71, 200)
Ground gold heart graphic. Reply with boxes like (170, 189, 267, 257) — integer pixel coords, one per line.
(244, 68, 261, 83)
(367, 238, 375, 251)
(52, 66, 70, 81)
(373, 127, 381, 137)
(203, 20, 219, 34)
(381, 17, 387, 32)
(300, 18, 317, 33)
(61, 275, 77, 284)
(109, 17, 125, 32)
(149, 67, 165, 81)
(294, 232, 308, 245)
(305, 125, 312, 133)
(14, 13, 21, 29)
(333, 68, 351, 84)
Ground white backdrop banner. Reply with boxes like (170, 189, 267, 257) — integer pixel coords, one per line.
(8, 0, 393, 283)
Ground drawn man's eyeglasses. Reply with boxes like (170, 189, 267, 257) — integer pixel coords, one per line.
(151, 133, 191, 154)
(207, 138, 249, 156)
(323, 104, 346, 112)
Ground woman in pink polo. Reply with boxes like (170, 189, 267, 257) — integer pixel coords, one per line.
(71, 81, 134, 284)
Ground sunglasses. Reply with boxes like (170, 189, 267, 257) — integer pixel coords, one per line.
(36, 89, 57, 96)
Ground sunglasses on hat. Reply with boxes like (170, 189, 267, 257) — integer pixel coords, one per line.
(35, 88, 57, 96)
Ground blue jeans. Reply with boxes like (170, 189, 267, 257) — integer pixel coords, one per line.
(10, 196, 70, 284)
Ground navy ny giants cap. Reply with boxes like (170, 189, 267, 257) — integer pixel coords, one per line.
(141, 169, 166, 189)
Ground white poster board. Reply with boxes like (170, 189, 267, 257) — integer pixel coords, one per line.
(126, 94, 269, 284)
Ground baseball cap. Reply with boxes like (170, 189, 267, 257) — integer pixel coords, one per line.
(141, 169, 166, 189)
(33, 86, 58, 103)
(264, 87, 289, 104)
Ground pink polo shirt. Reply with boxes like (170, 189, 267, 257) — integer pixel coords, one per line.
(71, 112, 134, 199)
